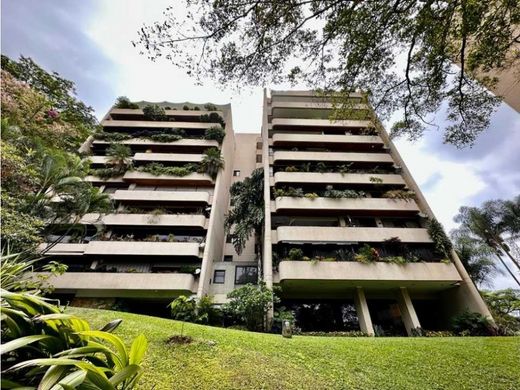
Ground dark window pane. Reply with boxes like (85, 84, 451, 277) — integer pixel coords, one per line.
(213, 270, 225, 284)
(235, 266, 258, 285)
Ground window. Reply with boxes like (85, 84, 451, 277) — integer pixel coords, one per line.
(226, 235, 233, 243)
(256, 154, 262, 163)
(213, 270, 225, 284)
(224, 255, 233, 262)
(233, 170, 241, 177)
(235, 266, 258, 285)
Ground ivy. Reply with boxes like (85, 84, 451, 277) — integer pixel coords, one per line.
(138, 162, 198, 177)
(428, 218, 453, 258)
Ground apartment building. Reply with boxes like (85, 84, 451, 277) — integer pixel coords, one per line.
(41, 91, 492, 334)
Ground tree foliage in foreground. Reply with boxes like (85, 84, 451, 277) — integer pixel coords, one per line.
(135, 1, 519, 147)
(224, 168, 264, 255)
(482, 289, 520, 335)
(1, 55, 112, 252)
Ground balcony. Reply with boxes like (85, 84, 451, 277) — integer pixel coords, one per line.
(84, 241, 202, 257)
(273, 172, 406, 186)
(92, 138, 218, 148)
(272, 133, 384, 149)
(272, 226, 432, 244)
(273, 197, 420, 215)
(112, 190, 210, 204)
(80, 213, 207, 228)
(39, 272, 196, 296)
(101, 119, 215, 130)
(273, 151, 393, 164)
(270, 101, 368, 120)
(277, 261, 462, 292)
(133, 152, 203, 163)
(270, 118, 372, 130)
(110, 107, 223, 118)
(40, 241, 202, 258)
(122, 171, 213, 186)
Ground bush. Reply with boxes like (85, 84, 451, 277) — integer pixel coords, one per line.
(288, 248, 304, 260)
(93, 131, 132, 142)
(200, 112, 225, 127)
(451, 311, 494, 336)
(148, 133, 183, 142)
(1, 289, 147, 388)
(354, 244, 381, 263)
(138, 162, 197, 177)
(298, 331, 368, 337)
(204, 125, 226, 143)
(223, 282, 279, 331)
(168, 295, 221, 325)
(114, 96, 139, 109)
(143, 104, 167, 121)
(204, 103, 218, 111)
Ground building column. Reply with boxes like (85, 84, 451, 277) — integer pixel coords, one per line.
(354, 287, 374, 336)
(397, 287, 421, 336)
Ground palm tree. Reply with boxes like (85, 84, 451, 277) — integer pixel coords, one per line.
(106, 143, 133, 174)
(451, 230, 503, 287)
(225, 168, 264, 255)
(454, 202, 520, 287)
(200, 148, 224, 179)
(500, 195, 520, 237)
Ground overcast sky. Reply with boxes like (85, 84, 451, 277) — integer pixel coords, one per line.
(2, 1, 519, 289)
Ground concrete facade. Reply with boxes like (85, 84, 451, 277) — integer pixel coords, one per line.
(40, 91, 493, 334)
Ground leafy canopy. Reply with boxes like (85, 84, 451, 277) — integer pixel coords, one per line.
(134, 1, 519, 147)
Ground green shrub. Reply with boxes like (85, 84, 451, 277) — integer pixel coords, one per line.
(200, 112, 225, 127)
(304, 192, 319, 199)
(199, 148, 224, 179)
(204, 103, 218, 111)
(143, 104, 167, 121)
(93, 131, 132, 142)
(148, 133, 182, 142)
(354, 244, 381, 263)
(451, 311, 494, 336)
(285, 165, 299, 172)
(169, 295, 197, 322)
(183, 105, 191, 110)
(223, 282, 279, 331)
(1, 289, 147, 388)
(298, 331, 368, 337)
(204, 125, 226, 143)
(114, 96, 139, 109)
(138, 162, 197, 177)
(428, 217, 453, 257)
(382, 189, 416, 200)
(168, 295, 221, 325)
(288, 248, 304, 260)
(89, 167, 126, 179)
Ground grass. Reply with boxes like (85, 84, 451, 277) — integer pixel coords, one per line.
(68, 307, 520, 390)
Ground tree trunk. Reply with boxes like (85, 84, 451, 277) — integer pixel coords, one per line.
(500, 243, 520, 272)
(496, 253, 520, 287)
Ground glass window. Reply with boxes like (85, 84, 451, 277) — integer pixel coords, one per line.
(213, 270, 225, 284)
(224, 255, 233, 262)
(233, 170, 241, 177)
(235, 266, 258, 285)
(226, 235, 233, 244)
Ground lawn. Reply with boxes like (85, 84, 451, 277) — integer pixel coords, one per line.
(68, 307, 520, 390)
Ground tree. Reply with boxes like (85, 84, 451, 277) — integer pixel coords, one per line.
(453, 197, 520, 287)
(200, 147, 224, 179)
(451, 230, 500, 287)
(114, 96, 139, 109)
(481, 289, 520, 335)
(134, 1, 520, 148)
(225, 168, 264, 255)
(142, 104, 167, 121)
(223, 282, 279, 331)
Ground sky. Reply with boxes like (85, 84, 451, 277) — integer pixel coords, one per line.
(2, 0, 519, 289)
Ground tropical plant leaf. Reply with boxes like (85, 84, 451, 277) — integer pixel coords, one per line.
(128, 334, 147, 365)
(0, 335, 54, 355)
(98, 319, 122, 333)
(77, 331, 128, 367)
(108, 364, 142, 386)
(40, 365, 68, 390)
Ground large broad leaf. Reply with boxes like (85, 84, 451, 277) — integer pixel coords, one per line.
(0, 335, 54, 355)
(39, 365, 67, 390)
(50, 370, 87, 390)
(77, 331, 128, 367)
(128, 334, 147, 365)
(8, 358, 114, 390)
(108, 364, 142, 386)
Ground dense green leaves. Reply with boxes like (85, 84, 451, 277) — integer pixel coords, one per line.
(200, 147, 224, 179)
(225, 168, 264, 255)
(1, 289, 147, 389)
(135, 1, 520, 147)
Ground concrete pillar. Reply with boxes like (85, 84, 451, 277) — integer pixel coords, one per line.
(354, 287, 374, 336)
(397, 287, 421, 336)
